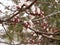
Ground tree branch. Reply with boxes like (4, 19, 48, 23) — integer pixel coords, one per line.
(5, 0, 37, 21)
(29, 27, 60, 41)
(33, 11, 60, 21)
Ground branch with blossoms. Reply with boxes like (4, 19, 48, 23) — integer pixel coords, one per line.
(0, 0, 37, 23)
(33, 11, 60, 21)
(5, 0, 37, 21)
(29, 27, 60, 41)
(0, 0, 60, 36)
(0, 0, 60, 44)
(0, 0, 60, 23)
(2, 20, 60, 41)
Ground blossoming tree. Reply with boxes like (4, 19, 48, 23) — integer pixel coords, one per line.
(0, 0, 60, 45)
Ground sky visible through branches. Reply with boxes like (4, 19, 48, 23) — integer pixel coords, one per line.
(0, 0, 18, 45)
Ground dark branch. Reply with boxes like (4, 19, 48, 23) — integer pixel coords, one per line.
(5, 0, 37, 21)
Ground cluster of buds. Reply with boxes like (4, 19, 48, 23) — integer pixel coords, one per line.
(30, 7, 44, 17)
(10, 16, 20, 25)
(23, 21, 30, 29)
(23, 20, 34, 29)
(41, 22, 48, 30)
(30, 11, 44, 17)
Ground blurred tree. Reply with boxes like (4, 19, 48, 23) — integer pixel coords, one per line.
(0, 0, 60, 45)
